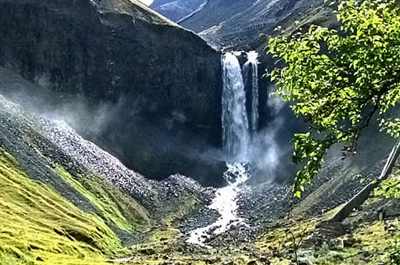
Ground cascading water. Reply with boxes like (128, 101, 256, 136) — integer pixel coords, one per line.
(188, 51, 259, 247)
(186, 163, 249, 247)
(222, 52, 250, 161)
(243, 51, 259, 135)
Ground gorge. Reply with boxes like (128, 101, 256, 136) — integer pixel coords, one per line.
(0, 0, 400, 264)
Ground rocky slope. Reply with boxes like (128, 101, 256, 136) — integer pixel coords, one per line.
(186, 0, 325, 42)
(0, 90, 218, 264)
(1, 87, 400, 265)
(151, 0, 207, 21)
(0, 93, 150, 264)
(152, 0, 337, 49)
(0, 0, 224, 185)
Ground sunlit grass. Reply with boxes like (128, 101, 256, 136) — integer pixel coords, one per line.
(55, 166, 150, 233)
(0, 149, 126, 264)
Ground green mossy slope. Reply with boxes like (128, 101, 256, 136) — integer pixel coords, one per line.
(55, 166, 150, 233)
(0, 149, 127, 265)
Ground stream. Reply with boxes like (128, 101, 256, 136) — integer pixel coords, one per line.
(187, 163, 249, 247)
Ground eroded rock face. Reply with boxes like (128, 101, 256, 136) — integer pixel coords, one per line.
(0, 0, 225, 185)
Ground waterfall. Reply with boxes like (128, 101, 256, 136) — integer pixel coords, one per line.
(243, 51, 259, 135)
(187, 51, 259, 247)
(222, 52, 250, 161)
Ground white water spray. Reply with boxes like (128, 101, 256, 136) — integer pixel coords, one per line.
(222, 52, 250, 161)
(243, 51, 259, 135)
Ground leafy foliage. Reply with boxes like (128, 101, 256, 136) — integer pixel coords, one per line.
(374, 174, 400, 199)
(268, 0, 400, 196)
(388, 241, 400, 265)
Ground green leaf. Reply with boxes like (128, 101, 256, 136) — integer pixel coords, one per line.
(266, 0, 400, 196)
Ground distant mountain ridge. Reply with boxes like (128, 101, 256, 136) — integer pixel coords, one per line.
(151, 0, 335, 48)
(151, 0, 206, 21)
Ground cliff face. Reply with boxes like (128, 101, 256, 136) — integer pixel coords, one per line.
(0, 0, 224, 185)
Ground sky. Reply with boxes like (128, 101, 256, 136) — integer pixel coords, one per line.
(139, 0, 154, 5)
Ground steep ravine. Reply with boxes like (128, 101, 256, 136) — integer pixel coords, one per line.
(1, 88, 400, 265)
(1, 1, 400, 264)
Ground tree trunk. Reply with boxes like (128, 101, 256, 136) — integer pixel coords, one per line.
(330, 139, 400, 222)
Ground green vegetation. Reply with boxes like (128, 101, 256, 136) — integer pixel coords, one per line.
(267, 0, 400, 261)
(107, 194, 207, 265)
(310, 189, 400, 265)
(256, 194, 400, 264)
(375, 172, 400, 199)
(0, 147, 223, 265)
(0, 149, 128, 265)
(55, 166, 150, 233)
(268, 0, 400, 196)
(136, 194, 199, 252)
(256, 207, 341, 256)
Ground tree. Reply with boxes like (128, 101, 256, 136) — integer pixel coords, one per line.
(268, 0, 400, 197)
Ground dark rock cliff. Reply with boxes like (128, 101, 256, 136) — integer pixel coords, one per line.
(0, 0, 225, 185)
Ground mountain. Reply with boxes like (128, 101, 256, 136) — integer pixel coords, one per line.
(1, 1, 400, 264)
(0, 0, 224, 186)
(152, 0, 337, 49)
(151, 0, 206, 21)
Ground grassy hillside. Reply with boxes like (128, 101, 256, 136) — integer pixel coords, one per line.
(0, 149, 128, 265)
(54, 166, 150, 233)
(0, 93, 214, 265)
(0, 146, 212, 265)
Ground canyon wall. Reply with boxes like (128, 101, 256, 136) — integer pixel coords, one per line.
(0, 0, 224, 185)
